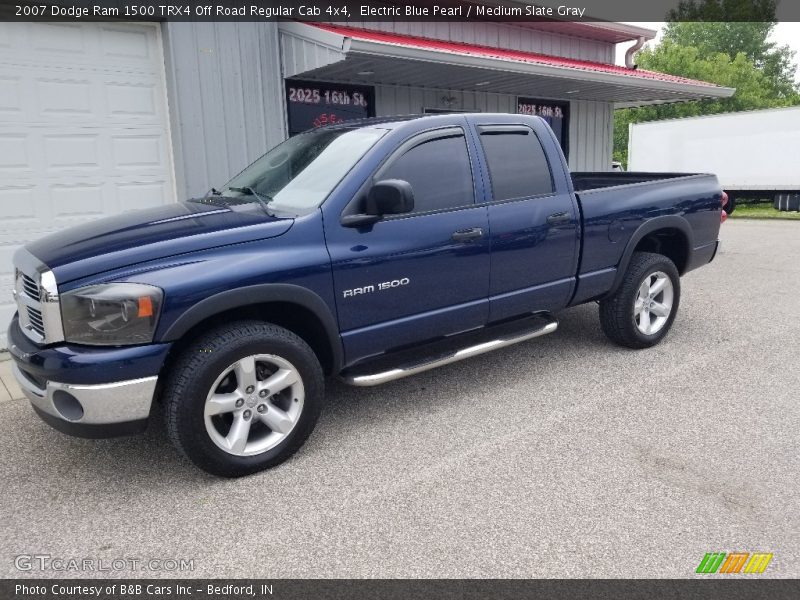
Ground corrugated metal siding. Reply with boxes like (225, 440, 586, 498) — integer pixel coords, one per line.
(375, 84, 612, 171)
(162, 22, 287, 199)
(342, 21, 615, 63)
(280, 29, 346, 79)
(161, 23, 613, 196)
(567, 99, 613, 172)
(376, 84, 517, 114)
(274, 22, 612, 170)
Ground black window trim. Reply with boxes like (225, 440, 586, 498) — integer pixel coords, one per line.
(476, 124, 557, 205)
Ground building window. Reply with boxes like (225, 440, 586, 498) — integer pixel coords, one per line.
(286, 80, 375, 136)
(478, 127, 554, 201)
(517, 97, 569, 159)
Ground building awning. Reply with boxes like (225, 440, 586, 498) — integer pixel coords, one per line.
(279, 23, 734, 106)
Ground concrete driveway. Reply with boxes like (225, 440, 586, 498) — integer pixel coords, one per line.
(1, 219, 797, 578)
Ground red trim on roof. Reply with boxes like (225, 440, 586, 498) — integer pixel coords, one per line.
(310, 23, 720, 88)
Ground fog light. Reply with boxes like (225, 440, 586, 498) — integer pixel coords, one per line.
(52, 390, 84, 422)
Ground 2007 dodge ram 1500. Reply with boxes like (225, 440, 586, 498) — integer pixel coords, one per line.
(8, 114, 726, 476)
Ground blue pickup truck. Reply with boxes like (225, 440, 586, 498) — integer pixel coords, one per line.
(8, 113, 726, 476)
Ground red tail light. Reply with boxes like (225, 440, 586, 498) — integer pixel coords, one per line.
(720, 191, 729, 223)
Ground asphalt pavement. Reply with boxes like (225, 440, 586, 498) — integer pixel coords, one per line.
(1, 219, 797, 578)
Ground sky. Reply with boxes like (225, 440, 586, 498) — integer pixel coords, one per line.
(616, 22, 800, 82)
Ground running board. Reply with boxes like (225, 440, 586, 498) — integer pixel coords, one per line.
(340, 315, 558, 387)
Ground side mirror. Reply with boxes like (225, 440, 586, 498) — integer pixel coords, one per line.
(365, 179, 415, 216)
(341, 179, 415, 227)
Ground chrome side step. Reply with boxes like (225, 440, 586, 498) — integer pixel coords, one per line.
(340, 317, 558, 387)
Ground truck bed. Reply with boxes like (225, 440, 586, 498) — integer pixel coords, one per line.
(567, 171, 723, 306)
(571, 172, 702, 192)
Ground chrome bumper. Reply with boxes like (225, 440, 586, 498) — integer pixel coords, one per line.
(13, 362, 157, 425)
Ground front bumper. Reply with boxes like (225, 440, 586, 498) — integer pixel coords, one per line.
(13, 362, 156, 438)
(7, 315, 170, 438)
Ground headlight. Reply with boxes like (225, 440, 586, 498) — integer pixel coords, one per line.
(61, 283, 163, 346)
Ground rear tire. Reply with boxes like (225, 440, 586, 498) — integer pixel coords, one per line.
(163, 321, 324, 477)
(599, 252, 681, 349)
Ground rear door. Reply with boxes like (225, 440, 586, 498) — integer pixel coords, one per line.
(325, 127, 490, 364)
(475, 123, 580, 321)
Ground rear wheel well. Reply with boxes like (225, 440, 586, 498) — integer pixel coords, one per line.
(160, 302, 337, 384)
(632, 228, 689, 274)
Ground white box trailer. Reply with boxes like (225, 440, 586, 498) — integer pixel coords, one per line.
(628, 106, 800, 212)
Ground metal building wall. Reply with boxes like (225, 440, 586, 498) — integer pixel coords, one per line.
(344, 21, 615, 63)
(278, 24, 614, 171)
(567, 99, 614, 172)
(162, 22, 614, 199)
(375, 84, 613, 171)
(280, 26, 347, 79)
(161, 22, 287, 199)
(278, 22, 615, 83)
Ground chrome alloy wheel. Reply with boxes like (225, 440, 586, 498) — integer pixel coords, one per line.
(633, 271, 674, 335)
(203, 354, 305, 457)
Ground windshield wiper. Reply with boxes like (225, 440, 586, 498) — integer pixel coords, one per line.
(227, 186, 274, 216)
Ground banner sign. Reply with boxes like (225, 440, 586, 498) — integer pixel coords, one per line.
(518, 97, 570, 158)
(286, 80, 374, 136)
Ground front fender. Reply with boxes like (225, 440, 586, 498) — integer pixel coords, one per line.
(159, 283, 343, 373)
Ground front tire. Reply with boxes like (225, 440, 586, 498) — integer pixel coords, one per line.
(599, 252, 681, 349)
(163, 321, 324, 477)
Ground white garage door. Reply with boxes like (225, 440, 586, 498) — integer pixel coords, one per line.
(0, 22, 175, 348)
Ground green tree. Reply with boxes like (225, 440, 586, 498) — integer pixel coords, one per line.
(614, 43, 796, 164)
(667, 0, 797, 88)
(614, 1, 800, 166)
(615, 44, 797, 165)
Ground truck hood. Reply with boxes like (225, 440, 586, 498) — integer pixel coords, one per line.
(26, 201, 294, 283)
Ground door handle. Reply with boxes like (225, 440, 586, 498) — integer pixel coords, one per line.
(546, 212, 572, 225)
(451, 227, 484, 243)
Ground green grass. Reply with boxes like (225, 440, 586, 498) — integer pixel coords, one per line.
(729, 203, 800, 220)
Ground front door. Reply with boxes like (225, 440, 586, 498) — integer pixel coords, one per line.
(325, 127, 490, 365)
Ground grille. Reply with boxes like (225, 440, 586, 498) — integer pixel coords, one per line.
(14, 249, 63, 345)
(26, 307, 45, 338)
(21, 273, 39, 299)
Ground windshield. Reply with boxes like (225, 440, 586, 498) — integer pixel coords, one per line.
(219, 127, 386, 214)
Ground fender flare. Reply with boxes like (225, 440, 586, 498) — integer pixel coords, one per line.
(159, 284, 343, 372)
(608, 215, 694, 296)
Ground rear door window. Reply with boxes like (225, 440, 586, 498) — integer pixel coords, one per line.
(478, 127, 554, 201)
